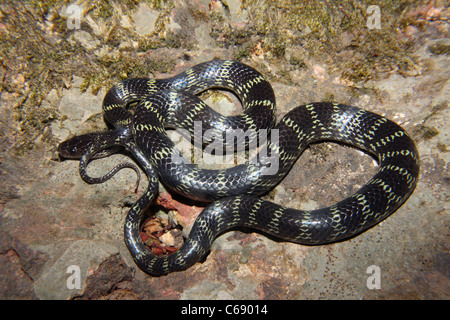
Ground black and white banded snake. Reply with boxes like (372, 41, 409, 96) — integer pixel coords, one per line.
(58, 60, 420, 276)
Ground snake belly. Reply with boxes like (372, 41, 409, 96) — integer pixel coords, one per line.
(58, 60, 420, 276)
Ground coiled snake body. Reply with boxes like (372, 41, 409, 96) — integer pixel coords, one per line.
(58, 60, 419, 276)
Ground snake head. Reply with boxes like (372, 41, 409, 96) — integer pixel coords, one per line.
(58, 133, 99, 159)
(58, 131, 123, 159)
(58, 127, 133, 160)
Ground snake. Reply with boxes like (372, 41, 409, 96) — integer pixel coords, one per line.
(58, 60, 420, 276)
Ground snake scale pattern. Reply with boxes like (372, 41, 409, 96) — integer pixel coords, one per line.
(58, 60, 420, 276)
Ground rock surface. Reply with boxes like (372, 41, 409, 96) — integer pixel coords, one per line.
(0, 0, 448, 300)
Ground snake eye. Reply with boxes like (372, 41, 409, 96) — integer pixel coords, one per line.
(69, 145, 78, 154)
(58, 140, 77, 158)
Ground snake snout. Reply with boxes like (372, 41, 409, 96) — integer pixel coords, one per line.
(58, 134, 95, 159)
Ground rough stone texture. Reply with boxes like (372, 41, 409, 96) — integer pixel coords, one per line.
(0, 231, 47, 299)
(0, 1, 448, 300)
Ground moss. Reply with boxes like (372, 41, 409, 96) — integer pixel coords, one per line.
(87, 0, 116, 20)
(238, 0, 421, 82)
(437, 142, 447, 153)
(81, 53, 177, 94)
(0, 0, 440, 155)
(428, 43, 450, 55)
(0, 0, 180, 154)
(322, 93, 336, 103)
(412, 102, 448, 141)
(414, 125, 440, 140)
(0, 1, 83, 152)
(144, 0, 167, 10)
(232, 41, 257, 60)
